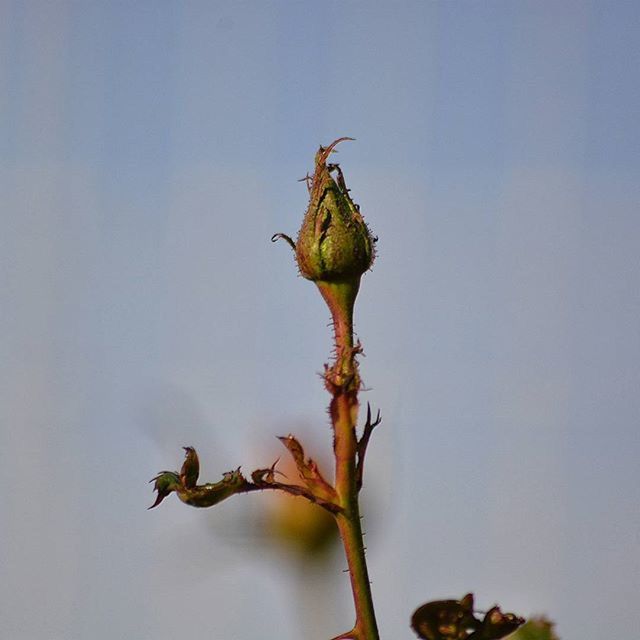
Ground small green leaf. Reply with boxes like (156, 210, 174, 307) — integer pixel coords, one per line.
(148, 471, 181, 509)
(507, 617, 557, 640)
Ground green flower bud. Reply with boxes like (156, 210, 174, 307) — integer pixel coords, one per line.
(295, 137, 375, 283)
(272, 138, 376, 388)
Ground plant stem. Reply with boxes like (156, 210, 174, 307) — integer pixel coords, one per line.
(334, 407, 379, 640)
(317, 280, 380, 640)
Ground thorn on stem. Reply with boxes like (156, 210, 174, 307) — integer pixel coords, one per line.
(355, 402, 382, 491)
(298, 172, 313, 192)
(329, 629, 357, 640)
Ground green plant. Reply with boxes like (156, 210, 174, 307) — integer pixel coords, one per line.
(150, 138, 526, 640)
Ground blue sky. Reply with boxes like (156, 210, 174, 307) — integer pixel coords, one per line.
(1, 2, 639, 639)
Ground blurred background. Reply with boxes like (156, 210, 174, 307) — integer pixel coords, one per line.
(1, 1, 639, 638)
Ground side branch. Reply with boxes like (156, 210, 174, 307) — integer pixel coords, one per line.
(149, 447, 341, 514)
(251, 477, 342, 514)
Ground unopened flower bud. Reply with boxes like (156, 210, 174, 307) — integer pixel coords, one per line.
(294, 138, 375, 283)
(272, 138, 376, 386)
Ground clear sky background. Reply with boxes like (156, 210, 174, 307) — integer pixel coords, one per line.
(1, 1, 639, 639)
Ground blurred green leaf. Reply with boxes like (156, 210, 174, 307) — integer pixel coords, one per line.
(508, 617, 558, 640)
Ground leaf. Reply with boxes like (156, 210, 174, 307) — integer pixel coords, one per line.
(148, 471, 181, 509)
(411, 594, 478, 640)
(411, 594, 524, 640)
(471, 607, 525, 640)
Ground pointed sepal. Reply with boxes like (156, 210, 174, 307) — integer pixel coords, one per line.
(180, 446, 200, 489)
(277, 434, 337, 504)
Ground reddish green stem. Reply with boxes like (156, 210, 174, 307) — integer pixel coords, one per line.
(317, 280, 380, 640)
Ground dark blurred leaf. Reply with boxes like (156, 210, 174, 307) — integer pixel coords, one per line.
(411, 594, 525, 640)
(411, 594, 478, 640)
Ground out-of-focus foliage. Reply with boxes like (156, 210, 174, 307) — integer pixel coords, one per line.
(508, 617, 559, 640)
(261, 453, 339, 560)
(265, 492, 338, 559)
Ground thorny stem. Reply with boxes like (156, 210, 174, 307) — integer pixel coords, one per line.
(152, 135, 527, 640)
(317, 280, 380, 640)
